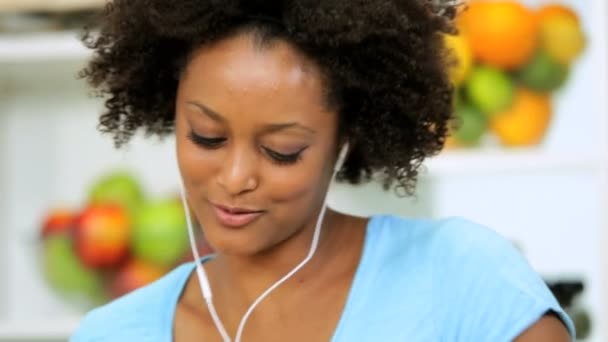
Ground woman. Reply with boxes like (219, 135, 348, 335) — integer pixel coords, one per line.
(72, 0, 574, 341)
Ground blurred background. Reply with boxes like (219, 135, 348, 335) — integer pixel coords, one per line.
(0, 0, 606, 341)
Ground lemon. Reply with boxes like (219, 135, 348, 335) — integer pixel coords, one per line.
(539, 15, 586, 65)
(444, 33, 473, 86)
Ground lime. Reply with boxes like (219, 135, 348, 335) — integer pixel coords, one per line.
(453, 104, 487, 146)
(518, 50, 569, 92)
(465, 66, 514, 117)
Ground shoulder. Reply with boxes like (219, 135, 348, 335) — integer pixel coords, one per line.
(370, 214, 509, 245)
(70, 262, 195, 342)
(367, 215, 575, 340)
(369, 215, 533, 272)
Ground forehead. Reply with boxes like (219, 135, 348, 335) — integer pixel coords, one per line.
(177, 32, 334, 122)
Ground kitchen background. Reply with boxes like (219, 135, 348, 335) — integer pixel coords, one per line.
(0, 0, 606, 341)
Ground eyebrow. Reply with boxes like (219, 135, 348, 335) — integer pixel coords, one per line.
(186, 101, 224, 123)
(186, 100, 317, 135)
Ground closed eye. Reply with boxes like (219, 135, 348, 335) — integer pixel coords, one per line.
(263, 146, 307, 165)
(188, 130, 306, 165)
(187, 131, 226, 149)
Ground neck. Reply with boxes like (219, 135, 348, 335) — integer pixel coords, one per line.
(180, 208, 368, 338)
(209, 208, 344, 302)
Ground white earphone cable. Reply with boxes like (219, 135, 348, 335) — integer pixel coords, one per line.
(234, 197, 328, 341)
(181, 187, 232, 342)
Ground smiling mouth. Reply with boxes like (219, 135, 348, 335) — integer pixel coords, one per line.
(211, 203, 265, 228)
(215, 204, 262, 214)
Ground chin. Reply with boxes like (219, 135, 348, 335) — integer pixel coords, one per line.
(197, 207, 298, 257)
(208, 226, 300, 259)
(211, 240, 268, 257)
(202, 226, 266, 256)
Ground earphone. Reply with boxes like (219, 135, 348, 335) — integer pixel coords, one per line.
(335, 142, 349, 172)
(180, 142, 349, 342)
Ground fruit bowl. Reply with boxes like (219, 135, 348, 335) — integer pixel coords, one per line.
(35, 171, 213, 309)
(444, 1, 587, 149)
(34, 231, 212, 311)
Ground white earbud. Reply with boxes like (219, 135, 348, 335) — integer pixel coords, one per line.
(334, 142, 349, 172)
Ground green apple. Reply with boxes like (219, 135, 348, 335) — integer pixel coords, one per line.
(518, 50, 569, 92)
(88, 171, 144, 213)
(43, 234, 104, 300)
(131, 200, 189, 267)
(453, 104, 487, 146)
(465, 65, 515, 116)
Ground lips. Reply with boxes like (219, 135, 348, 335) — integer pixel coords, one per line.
(211, 203, 265, 228)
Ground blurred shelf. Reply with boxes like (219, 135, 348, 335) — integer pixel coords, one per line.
(423, 148, 602, 177)
(0, 31, 89, 63)
(0, 0, 104, 13)
(0, 316, 81, 340)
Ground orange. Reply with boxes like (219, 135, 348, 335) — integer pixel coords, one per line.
(444, 135, 461, 150)
(459, 1, 538, 69)
(490, 88, 552, 146)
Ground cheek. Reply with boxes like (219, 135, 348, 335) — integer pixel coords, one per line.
(175, 122, 219, 190)
(264, 157, 332, 208)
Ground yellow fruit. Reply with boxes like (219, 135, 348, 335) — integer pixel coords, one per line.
(444, 135, 461, 150)
(459, 1, 538, 69)
(539, 14, 586, 65)
(537, 4, 579, 24)
(490, 88, 552, 147)
(443, 33, 473, 85)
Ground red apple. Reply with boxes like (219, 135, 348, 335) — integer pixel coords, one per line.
(74, 204, 131, 269)
(108, 259, 167, 298)
(41, 208, 75, 238)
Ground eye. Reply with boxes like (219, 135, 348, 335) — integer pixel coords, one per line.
(262, 147, 307, 165)
(187, 131, 226, 149)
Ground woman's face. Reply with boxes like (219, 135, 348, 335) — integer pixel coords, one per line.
(175, 32, 340, 256)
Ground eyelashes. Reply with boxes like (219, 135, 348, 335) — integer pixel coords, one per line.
(261, 146, 303, 165)
(187, 131, 305, 165)
(187, 131, 226, 149)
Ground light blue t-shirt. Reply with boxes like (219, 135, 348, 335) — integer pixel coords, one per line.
(71, 215, 575, 341)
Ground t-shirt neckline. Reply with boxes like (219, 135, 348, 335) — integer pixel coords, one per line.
(167, 215, 381, 341)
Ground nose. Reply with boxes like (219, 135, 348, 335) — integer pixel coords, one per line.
(216, 145, 258, 195)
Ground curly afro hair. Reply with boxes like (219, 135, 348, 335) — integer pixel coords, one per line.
(81, 0, 461, 196)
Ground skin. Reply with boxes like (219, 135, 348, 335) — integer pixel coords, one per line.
(516, 314, 571, 342)
(172, 31, 570, 341)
